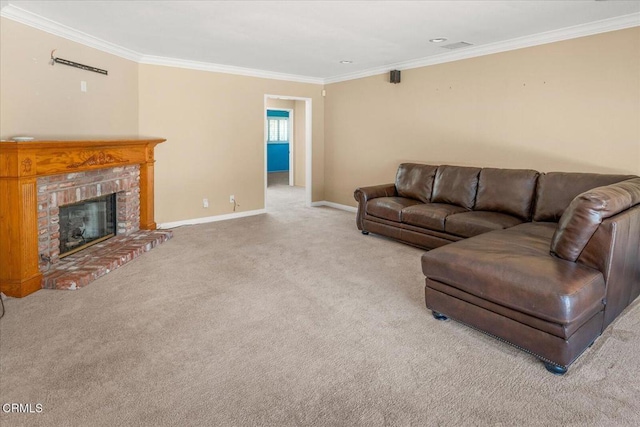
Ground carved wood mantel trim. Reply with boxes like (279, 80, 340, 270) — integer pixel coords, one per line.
(0, 137, 166, 297)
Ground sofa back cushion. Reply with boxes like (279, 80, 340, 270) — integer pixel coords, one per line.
(395, 163, 438, 203)
(550, 178, 640, 262)
(431, 165, 481, 210)
(533, 172, 635, 222)
(474, 168, 539, 220)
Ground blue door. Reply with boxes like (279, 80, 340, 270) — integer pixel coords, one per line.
(267, 110, 289, 173)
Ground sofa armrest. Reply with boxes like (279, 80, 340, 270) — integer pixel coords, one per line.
(551, 178, 640, 262)
(577, 204, 640, 329)
(557, 178, 640, 329)
(353, 184, 397, 231)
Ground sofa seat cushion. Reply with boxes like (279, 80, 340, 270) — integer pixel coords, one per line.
(366, 197, 422, 222)
(444, 211, 524, 238)
(421, 223, 605, 326)
(401, 203, 467, 231)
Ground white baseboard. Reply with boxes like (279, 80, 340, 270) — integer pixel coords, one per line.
(159, 202, 356, 229)
(311, 201, 358, 213)
(158, 209, 267, 229)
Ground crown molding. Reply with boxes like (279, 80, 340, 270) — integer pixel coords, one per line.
(0, 3, 323, 85)
(324, 12, 640, 84)
(2, 4, 637, 86)
(0, 4, 143, 62)
(139, 55, 324, 85)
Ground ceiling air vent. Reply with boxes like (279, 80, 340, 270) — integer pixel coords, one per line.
(441, 41, 473, 50)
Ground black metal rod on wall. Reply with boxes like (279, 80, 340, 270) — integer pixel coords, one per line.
(50, 49, 108, 76)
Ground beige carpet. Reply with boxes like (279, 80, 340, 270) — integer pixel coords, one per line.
(268, 171, 289, 187)
(1, 184, 639, 426)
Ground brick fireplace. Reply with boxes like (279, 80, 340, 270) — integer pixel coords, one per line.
(37, 165, 140, 269)
(0, 137, 169, 297)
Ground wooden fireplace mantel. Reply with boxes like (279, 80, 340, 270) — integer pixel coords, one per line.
(0, 136, 166, 297)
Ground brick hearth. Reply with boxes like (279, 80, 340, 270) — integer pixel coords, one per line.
(35, 165, 174, 291)
(41, 230, 172, 290)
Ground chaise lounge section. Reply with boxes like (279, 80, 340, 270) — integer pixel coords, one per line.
(354, 164, 640, 374)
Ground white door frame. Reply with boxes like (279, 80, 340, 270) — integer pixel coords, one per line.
(264, 95, 312, 208)
(265, 107, 294, 186)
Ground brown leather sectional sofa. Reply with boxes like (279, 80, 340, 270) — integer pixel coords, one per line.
(354, 163, 640, 374)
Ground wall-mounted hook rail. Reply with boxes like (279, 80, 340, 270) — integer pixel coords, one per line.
(50, 49, 108, 75)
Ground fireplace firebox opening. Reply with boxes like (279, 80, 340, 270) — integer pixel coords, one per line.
(59, 194, 116, 258)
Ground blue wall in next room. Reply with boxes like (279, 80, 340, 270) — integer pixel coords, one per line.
(267, 110, 289, 173)
(267, 143, 289, 172)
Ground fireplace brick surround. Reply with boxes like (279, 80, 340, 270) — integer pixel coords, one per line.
(0, 137, 168, 297)
(37, 165, 141, 269)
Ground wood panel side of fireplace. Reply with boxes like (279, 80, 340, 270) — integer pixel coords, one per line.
(0, 137, 165, 297)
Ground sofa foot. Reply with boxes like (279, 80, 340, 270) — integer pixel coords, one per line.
(543, 362, 568, 375)
(432, 311, 448, 321)
(361, 231, 370, 235)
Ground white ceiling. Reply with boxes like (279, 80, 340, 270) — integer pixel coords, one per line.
(2, 1, 639, 83)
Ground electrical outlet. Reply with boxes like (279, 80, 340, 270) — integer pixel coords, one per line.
(81, 81, 87, 92)
(203, 198, 209, 208)
(229, 195, 235, 203)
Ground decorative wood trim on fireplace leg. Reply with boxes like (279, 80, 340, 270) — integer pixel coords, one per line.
(139, 152, 156, 230)
(0, 176, 43, 297)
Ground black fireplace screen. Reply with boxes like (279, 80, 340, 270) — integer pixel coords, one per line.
(59, 194, 116, 257)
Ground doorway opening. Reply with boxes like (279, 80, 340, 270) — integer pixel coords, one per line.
(264, 95, 312, 208)
(266, 108, 293, 187)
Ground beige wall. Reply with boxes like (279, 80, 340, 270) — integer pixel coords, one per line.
(0, 18, 138, 138)
(4, 16, 637, 220)
(265, 98, 306, 187)
(138, 65, 324, 224)
(266, 99, 295, 109)
(0, 18, 323, 225)
(324, 27, 640, 207)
